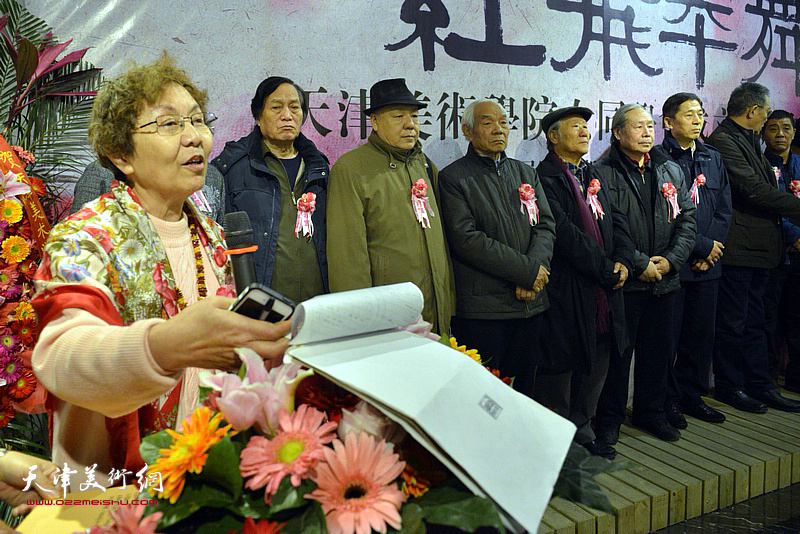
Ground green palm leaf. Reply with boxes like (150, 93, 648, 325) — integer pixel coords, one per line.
(0, 0, 101, 222)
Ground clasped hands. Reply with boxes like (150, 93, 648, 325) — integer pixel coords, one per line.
(692, 240, 725, 273)
(638, 255, 671, 282)
(516, 265, 549, 301)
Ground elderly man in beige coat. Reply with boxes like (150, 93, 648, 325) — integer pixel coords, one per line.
(327, 78, 455, 335)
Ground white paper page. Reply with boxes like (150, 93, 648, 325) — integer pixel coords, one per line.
(288, 330, 575, 533)
(290, 282, 424, 345)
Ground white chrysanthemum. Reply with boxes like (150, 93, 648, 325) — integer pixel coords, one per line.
(118, 239, 144, 261)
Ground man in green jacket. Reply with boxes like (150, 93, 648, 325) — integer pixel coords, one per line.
(327, 78, 455, 335)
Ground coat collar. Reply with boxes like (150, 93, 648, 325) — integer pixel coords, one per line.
(465, 142, 507, 168)
(367, 131, 423, 164)
(247, 126, 329, 177)
(661, 130, 713, 161)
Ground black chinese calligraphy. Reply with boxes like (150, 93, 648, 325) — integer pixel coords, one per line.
(386, 0, 545, 71)
(385, 0, 450, 71)
(741, 0, 799, 95)
(547, 0, 662, 80)
(658, 0, 737, 88)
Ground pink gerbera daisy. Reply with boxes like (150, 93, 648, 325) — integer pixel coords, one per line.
(309, 433, 407, 534)
(240, 404, 337, 500)
(0, 353, 21, 383)
(85, 502, 164, 533)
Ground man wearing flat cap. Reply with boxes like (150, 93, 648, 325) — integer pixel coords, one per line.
(438, 99, 555, 399)
(327, 78, 455, 335)
(533, 106, 633, 458)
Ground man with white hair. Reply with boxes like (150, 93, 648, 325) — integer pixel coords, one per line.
(593, 104, 696, 443)
(437, 99, 555, 398)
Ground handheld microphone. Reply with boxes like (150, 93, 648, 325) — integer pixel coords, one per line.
(223, 211, 259, 295)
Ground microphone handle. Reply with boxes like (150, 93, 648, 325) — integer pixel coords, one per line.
(230, 251, 257, 295)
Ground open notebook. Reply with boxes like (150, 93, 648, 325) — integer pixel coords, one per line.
(287, 282, 576, 533)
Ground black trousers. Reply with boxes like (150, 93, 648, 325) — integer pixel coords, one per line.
(667, 278, 720, 406)
(713, 266, 774, 394)
(765, 263, 800, 386)
(450, 315, 542, 398)
(534, 334, 612, 444)
(595, 290, 678, 429)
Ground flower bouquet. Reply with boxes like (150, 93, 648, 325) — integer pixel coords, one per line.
(0, 142, 49, 434)
(97, 339, 508, 534)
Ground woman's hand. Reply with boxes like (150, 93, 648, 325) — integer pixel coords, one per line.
(0, 451, 59, 516)
(147, 296, 291, 373)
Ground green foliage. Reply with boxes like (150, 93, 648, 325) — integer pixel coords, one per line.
(266, 477, 316, 519)
(411, 486, 506, 533)
(0, 0, 101, 223)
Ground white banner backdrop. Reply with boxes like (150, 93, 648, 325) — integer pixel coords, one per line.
(23, 0, 800, 170)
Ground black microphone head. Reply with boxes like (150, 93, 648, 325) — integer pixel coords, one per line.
(223, 211, 254, 249)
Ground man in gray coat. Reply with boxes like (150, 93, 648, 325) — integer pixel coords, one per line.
(707, 83, 800, 413)
(438, 99, 555, 398)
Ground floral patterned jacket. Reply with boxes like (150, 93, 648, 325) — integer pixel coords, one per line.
(35, 181, 233, 322)
(32, 182, 233, 475)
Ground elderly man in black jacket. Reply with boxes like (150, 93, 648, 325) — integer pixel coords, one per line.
(655, 93, 732, 427)
(593, 104, 696, 443)
(535, 107, 634, 459)
(707, 83, 800, 413)
(438, 99, 556, 399)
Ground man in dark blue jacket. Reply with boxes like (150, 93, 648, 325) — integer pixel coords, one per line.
(762, 110, 800, 393)
(593, 104, 697, 443)
(655, 93, 732, 427)
(212, 77, 329, 303)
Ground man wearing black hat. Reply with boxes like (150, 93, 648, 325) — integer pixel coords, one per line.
(327, 78, 455, 335)
(534, 106, 634, 458)
(438, 99, 556, 400)
(592, 104, 696, 443)
(212, 77, 330, 304)
(654, 93, 731, 427)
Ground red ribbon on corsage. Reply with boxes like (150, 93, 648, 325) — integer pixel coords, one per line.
(790, 180, 800, 198)
(773, 167, 782, 184)
(587, 179, 605, 220)
(662, 182, 681, 222)
(690, 174, 706, 206)
(519, 184, 539, 225)
(294, 192, 316, 238)
(411, 179, 434, 228)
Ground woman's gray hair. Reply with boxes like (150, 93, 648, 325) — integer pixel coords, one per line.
(611, 103, 648, 143)
(461, 99, 506, 130)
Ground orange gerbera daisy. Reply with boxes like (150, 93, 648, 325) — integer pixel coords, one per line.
(0, 200, 22, 224)
(309, 433, 407, 534)
(1, 236, 29, 264)
(240, 404, 337, 500)
(241, 517, 285, 534)
(449, 337, 482, 363)
(8, 369, 36, 401)
(148, 406, 234, 503)
(10, 318, 35, 345)
(0, 402, 13, 430)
